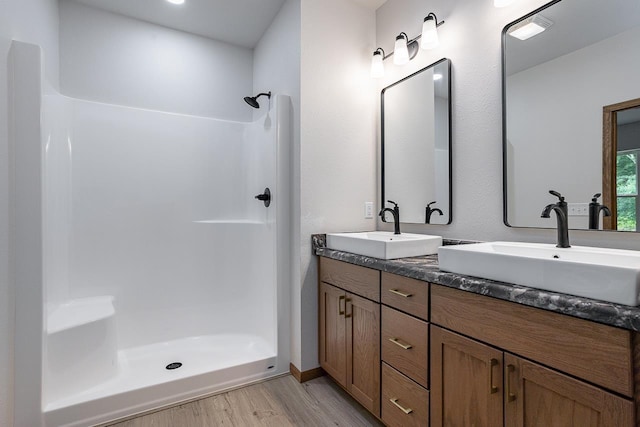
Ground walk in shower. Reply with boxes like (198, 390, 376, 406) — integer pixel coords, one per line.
(10, 34, 291, 426)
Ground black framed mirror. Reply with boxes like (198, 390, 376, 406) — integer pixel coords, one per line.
(381, 58, 452, 225)
(503, 0, 640, 231)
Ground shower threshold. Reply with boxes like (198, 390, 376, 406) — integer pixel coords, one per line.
(44, 334, 277, 427)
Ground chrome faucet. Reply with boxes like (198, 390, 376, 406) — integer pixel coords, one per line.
(541, 190, 570, 248)
(379, 200, 401, 235)
(425, 201, 443, 224)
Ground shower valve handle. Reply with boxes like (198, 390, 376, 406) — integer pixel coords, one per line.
(255, 188, 271, 207)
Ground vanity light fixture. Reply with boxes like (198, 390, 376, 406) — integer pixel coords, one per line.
(421, 13, 445, 50)
(494, 0, 517, 7)
(393, 32, 413, 65)
(371, 48, 385, 78)
(166, 0, 185, 4)
(370, 11, 445, 77)
(508, 14, 553, 40)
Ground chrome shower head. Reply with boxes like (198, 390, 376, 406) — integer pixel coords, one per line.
(244, 91, 271, 109)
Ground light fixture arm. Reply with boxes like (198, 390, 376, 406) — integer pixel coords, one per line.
(378, 33, 420, 61)
(425, 12, 445, 28)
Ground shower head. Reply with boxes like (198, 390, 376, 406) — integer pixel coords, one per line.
(244, 91, 271, 109)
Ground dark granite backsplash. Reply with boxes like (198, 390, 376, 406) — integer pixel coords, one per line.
(312, 233, 640, 332)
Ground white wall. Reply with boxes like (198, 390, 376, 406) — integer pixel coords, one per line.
(59, 0, 254, 121)
(253, 0, 300, 119)
(374, 0, 640, 252)
(299, 0, 377, 370)
(252, 0, 301, 371)
(507, 27, 640, 228)
(0, 1, 59, 426)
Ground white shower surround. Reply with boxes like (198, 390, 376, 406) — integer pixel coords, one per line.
(11, 41, 291, 427)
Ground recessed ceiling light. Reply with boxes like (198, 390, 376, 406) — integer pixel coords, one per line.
(166, 0, 185, 5)
(508, 14, 553, 40)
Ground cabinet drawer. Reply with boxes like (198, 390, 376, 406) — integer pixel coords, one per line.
(320, 257, 380, 301)
(381, 363, 429, 427)
(381, 273, 429, 320)
(431, 285, 633, 397)
(382, 305, 428, 388)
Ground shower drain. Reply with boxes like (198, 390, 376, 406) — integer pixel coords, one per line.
(166, 362, 183, 370)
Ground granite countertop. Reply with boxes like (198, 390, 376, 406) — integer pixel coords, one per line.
(312, 234, 640, 332)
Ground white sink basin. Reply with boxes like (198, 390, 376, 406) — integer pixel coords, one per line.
(326, 232, 442, 260)
(438, 242, 640, 306)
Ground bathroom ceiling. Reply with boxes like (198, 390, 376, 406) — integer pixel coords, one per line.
(71, 0, 286, 48)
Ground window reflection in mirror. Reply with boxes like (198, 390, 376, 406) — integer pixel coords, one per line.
(502, 0, 640, 231)
(605, 101, 640, 231)
(382, 58, 452, 225)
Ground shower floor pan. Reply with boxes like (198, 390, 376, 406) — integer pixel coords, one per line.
(44, 334, 277, 427)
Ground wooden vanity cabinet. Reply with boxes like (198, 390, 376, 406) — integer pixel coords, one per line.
(318, 258, 381, 416)
(431, 284, 635, 427)
(318, 257, 638, 426)
(431, 325, 634, 427)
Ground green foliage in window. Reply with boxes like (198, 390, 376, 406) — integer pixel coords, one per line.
(617, 152, 638, 231)
(617, 197, 636, 231)
(617, 153, 637, 196)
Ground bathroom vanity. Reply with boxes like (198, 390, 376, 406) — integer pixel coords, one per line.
(316, 240, 640, 426)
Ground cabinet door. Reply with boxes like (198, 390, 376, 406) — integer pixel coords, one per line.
(319, 282, 347, 387)
(346, 292, 381, 417)
(504, 353, 634, 427)
(430, 326, 504, 427)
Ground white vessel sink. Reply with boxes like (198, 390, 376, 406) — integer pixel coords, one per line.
(326, 232, 442, 260)
(438, 242, 640, 306)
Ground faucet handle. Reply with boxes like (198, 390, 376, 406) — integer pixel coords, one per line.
(387, 200, 399, 208)
(427, 201, 437, 207)
(549, 190, 565, 202)
(592, 193, 602, 202)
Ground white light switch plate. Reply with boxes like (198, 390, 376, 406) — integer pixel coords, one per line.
(364, 202, 374, 219)
(568, 203, 589, 216)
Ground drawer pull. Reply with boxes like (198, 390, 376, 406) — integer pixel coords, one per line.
(338, 295, 345, 316)
(489, 358, 499, 394)
(389, 398, 413, 415)
(388, 337, 413, 350)
(507, 364, 516, 402)
(389, 289, 413, 298)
